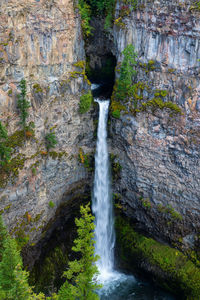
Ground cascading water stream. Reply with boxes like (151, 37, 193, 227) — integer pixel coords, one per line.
(92, 93, 136, 299)
(91, 85, 175, 300)
(92, 99, 115, 281)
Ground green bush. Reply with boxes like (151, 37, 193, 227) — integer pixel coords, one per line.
(0, 122, 11, 166)
(17, 79, 31, 131)
(78, 0, 93, 36)
(31, 167, 37, 176)
(79, 91, 93, 113)
(45, 132, 58, 151)
(48, 201, 55, 208)
(112, 109, 121, 119)
(78, 0, 117, 33)
(114, 45, 137, 103)
(0, 204, 101, 299)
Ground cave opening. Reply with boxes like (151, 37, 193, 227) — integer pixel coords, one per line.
(86, 53, 117, 99)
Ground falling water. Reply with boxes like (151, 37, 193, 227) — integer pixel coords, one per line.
(91, 86, 175, 300)
(92, 99, 115, 280)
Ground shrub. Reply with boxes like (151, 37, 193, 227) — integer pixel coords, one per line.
(0, 122, 11, 166)
(49, 201, 55, 208)
(112, 109, 121, 118)
(45, 132, 58, 151)
(17, 79, 31, 131)
(115, 44, 137, 103)
(79, 91, 93, 113)
(78, 0, 93, 36)
(31, 167, 37, 176)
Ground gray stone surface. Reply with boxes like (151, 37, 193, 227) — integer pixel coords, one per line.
(110, 0, 200, 249)
(0, 0, 95, 245)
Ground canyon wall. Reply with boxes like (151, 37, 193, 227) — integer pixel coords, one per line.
(111, 0, 200, 251)
(1, 0, 200, 263)
(0, 0, 94, 245)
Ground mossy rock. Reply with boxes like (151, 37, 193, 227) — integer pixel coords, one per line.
(33, 83, 43, 93)
(115, 216, 200, 298)
(79, 91, 93, 114)
(5, 130, 25, 150)
(0, 153, 26, 188)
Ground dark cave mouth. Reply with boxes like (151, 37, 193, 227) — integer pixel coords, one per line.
(86, 53, 117, 99)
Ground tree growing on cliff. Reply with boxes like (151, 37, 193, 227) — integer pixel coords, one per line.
(45, 131, 58, 151)
(115, 44, 137, 102)
(0, 216, 7, 261)
(17, 79, 31, 131)
(0, 230, 33, 299)
(0, 217, 46, 300)
(0, 122, 11, 166)
(58, 203, 101, 300)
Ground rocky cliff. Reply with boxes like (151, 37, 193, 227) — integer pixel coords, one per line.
(1, 0, 200, 282)
(0, 0, 94, 248)
(111, 0, 200, 253)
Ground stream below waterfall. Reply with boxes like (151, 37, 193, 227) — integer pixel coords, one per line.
(91, 84, 176, 300)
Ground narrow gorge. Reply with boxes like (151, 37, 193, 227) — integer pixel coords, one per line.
(0, 0, 200, 299)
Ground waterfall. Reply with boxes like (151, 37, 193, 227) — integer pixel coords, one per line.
(90, 85, 174, 300)
(92, 86, 136, 298)
(92, 99, 115, 281)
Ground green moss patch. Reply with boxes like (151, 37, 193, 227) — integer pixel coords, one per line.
(79, 91, 93, 114)
(5, 130, 25, 151)
(0, 154, 26, 188)
(69, 60, 91, 85)
(116, 216, 200, 298)
(33, 83, 43, 93)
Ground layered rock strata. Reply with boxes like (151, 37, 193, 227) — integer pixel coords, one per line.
(0, 0, 94, 245)
(111, 0, 200, 251)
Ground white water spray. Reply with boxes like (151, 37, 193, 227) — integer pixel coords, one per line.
(92, 99, 115, 281)
(92, 85, 136, 298)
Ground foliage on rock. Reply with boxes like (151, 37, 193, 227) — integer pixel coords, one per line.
(79, 91, 93, 114)
(0, 205, 100, 299)
(45, 132, 58, 151)
(116, 216, 200, 298)
(17, 79, 31, 131)
(111, 44, 182, 118)
(0, 218, 42, 299)
(0, 122, 11, 166)
(58, 203, 101, 300)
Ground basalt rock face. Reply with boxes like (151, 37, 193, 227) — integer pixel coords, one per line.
(0, 0, 94, 247)
(111, 0, 200, 251)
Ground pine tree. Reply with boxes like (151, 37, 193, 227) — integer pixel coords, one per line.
(58, 203, 101, 300)
(17, 79, 31, 131)
(0, 236, 33, 299)
(116, 44, 137, 102)
(0, 121, 11, 165)
(0, 218, 45, 300)
(45, 132, 58, 151)
(0, 215, 8, 261)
